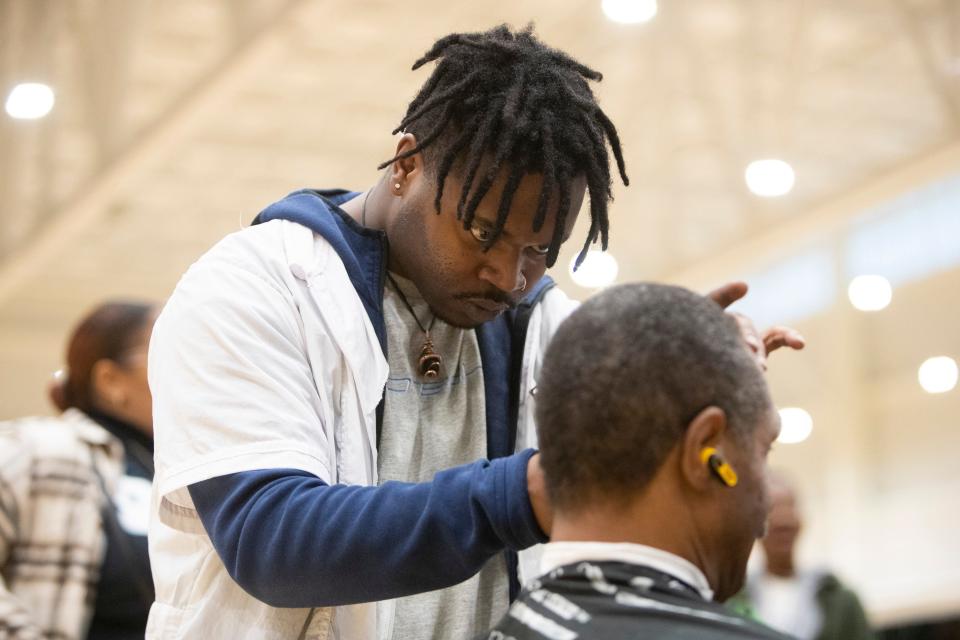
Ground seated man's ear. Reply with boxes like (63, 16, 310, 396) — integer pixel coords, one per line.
(680, 407, 736, 491)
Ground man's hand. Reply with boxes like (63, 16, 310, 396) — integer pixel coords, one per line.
(706, 281, 749, 309)
(707, 281, 806, 371)
(527, 453, 552, 537)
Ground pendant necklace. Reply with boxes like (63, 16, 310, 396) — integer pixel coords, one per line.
(387, 273, 443, 379)
(363, 189, 443, 379)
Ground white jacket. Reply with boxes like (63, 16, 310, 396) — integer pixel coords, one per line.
(145, 219, 577, 640)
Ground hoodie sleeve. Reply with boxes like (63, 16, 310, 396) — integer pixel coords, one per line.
(187, 449, 546, 608)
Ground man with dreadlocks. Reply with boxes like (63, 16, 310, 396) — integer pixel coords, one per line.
(145, 24, 801, 640)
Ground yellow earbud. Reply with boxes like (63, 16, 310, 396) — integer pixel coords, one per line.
(700, 447, 738, 487)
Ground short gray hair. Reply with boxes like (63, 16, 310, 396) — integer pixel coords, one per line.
(536, 283, 772, 510)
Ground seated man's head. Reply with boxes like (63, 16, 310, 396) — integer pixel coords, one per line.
(536, 283, 780, 601)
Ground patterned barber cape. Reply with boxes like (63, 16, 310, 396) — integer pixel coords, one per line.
(484, 561, 794, 640)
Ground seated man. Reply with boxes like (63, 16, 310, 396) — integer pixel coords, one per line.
(485, 283, 791, 639)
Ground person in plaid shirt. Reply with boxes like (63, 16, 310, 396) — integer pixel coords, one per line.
(0, 301, 156, 640)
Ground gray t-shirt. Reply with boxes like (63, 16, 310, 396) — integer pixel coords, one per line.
(377, 273, 510, 640)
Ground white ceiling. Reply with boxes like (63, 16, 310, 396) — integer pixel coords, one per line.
(3, 0, 958, 306)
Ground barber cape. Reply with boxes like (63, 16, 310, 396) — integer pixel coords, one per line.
(484, 561, 793, 640)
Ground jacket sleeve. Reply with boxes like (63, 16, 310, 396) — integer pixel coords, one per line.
(187, 449, 546, 608)
(834, 587, 876, 640)
(0, 427, 72, 640)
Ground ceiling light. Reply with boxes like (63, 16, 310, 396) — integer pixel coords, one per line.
(745, 159, 795, 197)
(569, 250, 619, 289)
(918, 356, 958, 394)
(777, 407, 813, 444)
(602, 0, 658, 24)
(847, 274, 892, 311)
(5, 83, 55, 119)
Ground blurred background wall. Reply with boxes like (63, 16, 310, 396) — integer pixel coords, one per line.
(1, 0, 958, 632)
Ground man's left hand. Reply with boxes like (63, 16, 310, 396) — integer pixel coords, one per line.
(706, 281, 806, 371)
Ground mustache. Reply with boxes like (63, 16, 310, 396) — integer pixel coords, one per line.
(453, 290, 519, 308)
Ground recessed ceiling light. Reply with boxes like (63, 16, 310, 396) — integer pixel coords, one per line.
(777, 407, 813, 444)
(5, 82, 55, 120)
(918, 356, 958, 394)
(569, 250, 619, 289)
(847, 275, 892, 312)
(745, 159, 795, 197)
(602, 0, 658, 25)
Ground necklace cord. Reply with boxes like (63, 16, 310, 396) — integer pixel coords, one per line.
(386, 273, 443, 379)
(360, 189, 371, 227)
(386, 274, 431, 335)
(372, 192, 444, 379)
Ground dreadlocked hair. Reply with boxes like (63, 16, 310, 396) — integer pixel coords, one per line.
(377, 24, 629, 268)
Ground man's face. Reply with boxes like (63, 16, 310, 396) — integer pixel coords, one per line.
(389, 164, 586, 328)
(713, 406, 781, 600)
(760, 480, 802, 564)
(95, 312, 158, 436)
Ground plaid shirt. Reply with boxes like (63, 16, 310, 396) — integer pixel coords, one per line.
(0, 410, 124, 640)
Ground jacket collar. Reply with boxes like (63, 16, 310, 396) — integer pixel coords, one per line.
(253, 189, 389, 350)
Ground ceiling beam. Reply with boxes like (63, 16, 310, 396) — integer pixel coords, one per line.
(0, 0, 310, 305)
(670, 4, 755, 222)
(892, 0, 960, 131)
(74, 0, 150, 165)
(0, 0, 56, 255)
(661, 139, 960, 290)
